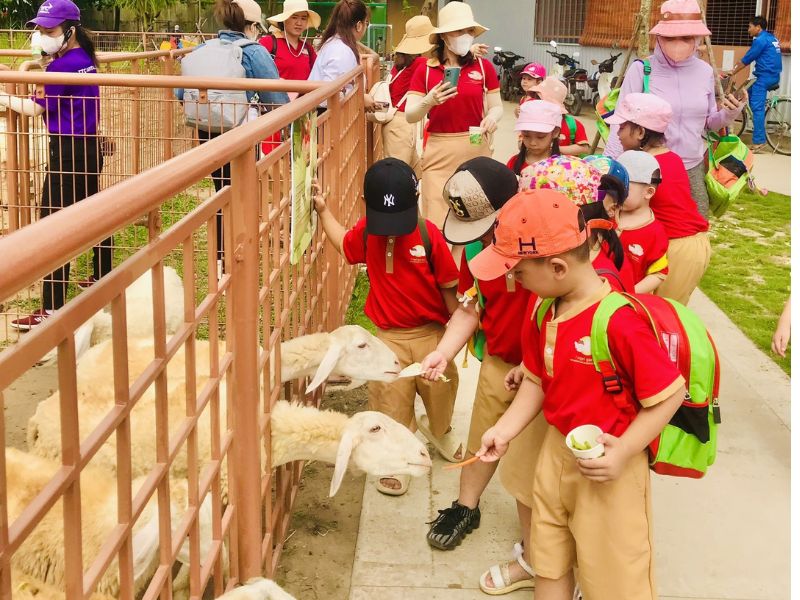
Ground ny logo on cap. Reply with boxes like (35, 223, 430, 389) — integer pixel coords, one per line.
(383, 193, 395, 207)
(517, 237, 538, 255)
(40, 1, 53, 12)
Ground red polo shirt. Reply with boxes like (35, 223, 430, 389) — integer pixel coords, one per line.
(592, 243, 636, 293)
(521, 282, 684, 437)
(408, 57, 499, 134)
(650, 151, 709, 239)
(618, 214, 669, 284)
(342, 217, 458, 330)
(259, 34, 317, 81)
(390, 56, 426, 112)
(458, 251, 531, 365)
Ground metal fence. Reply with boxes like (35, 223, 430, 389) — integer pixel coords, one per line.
(0, 61, 372, 598)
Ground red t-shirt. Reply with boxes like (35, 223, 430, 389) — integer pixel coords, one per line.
(558, 116, 588, 146)
(342, 218, 458, 330)
(457, 251, 531, 365)
(408, 57, 500, 134)
(390, 56, 426, 112)
(259, 34, 317, 81)
(521, 282, 684, 437)
(650, 151, 709, 239)
(618, 215, 670, 284)
(592, 243, 636, 293)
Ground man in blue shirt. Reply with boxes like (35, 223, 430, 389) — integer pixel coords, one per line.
(725, 16, 782, 150)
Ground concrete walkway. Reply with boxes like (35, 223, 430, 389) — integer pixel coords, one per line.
(349, 103, 791, 600)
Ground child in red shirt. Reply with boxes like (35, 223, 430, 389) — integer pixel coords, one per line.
(518, 76, 590, 156)
(506, 99, 562, 183)
(470, 190, 685, 600)
(313, 158, 462, 496)
(607, 92, 710, 304)
(615, 150, 670, 294)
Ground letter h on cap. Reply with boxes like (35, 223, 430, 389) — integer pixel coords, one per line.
(518, 237, 537, 255)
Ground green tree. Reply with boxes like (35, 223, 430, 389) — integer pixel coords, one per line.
(114, 0, 177, 31)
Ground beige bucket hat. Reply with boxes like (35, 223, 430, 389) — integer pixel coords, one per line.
(232, 0, 268, 31)
(268, 0, 322, 30)
(395, 15, 435, 55)
(430, 2, 488, 41)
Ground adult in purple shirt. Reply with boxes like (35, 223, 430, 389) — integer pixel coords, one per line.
(3, 0, 111, 331)
(605, 0, 746, 217)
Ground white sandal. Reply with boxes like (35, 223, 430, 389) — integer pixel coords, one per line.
(479, 552, 535, 596)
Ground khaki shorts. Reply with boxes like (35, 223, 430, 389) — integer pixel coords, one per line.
(656, 231, 712, 305)
(368, 323, 458, 437)
(465, 354, 517, 456)
(531, 426, 657, 600)
(499, 410, 548, 507)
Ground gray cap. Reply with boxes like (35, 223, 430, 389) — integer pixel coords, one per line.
(616, 150, 662, 185)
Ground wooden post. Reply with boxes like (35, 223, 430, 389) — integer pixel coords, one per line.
(638, 0, 653, 58)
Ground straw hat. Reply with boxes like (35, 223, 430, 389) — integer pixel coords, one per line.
(268, 0, 322, 30)
(395, 15, 435, 55)
(649, 0, 711, 37)
(430, 2, 488, 41)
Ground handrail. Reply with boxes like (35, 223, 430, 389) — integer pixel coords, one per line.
(0, 68, 324, 93)
(0, 47, 195, 61)
(0, 65, 362, 298)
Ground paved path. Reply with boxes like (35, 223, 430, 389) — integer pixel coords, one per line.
(349, 103, 791, 599)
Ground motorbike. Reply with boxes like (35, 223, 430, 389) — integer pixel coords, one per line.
(546, 40, 588, 116)
(492, 46, 525, 101)
(589, 52, 622, 106)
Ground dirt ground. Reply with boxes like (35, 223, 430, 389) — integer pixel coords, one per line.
(3, 361, 58, 449)
(275, 385, 367, 600)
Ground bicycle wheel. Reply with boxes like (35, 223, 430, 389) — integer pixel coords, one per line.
(765, 98, 791, 155)
(731, 106, 748, 138)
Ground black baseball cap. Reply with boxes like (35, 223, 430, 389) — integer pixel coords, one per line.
(442, 157, 519, 244)
(364, 158, 420, 236)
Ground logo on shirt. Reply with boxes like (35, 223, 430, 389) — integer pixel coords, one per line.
(628, 243, 644, 258)
(383, 193, 395, 207)
(468, 70, 484, 81)
(574, 336, 592, 356)
(409, 245, 427, 258)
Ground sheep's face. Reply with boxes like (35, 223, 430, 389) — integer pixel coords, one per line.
(332, 325, 401, 383)
(346, 411, 432, 477)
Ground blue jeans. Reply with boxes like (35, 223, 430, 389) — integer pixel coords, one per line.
(749, 74, 781, 144)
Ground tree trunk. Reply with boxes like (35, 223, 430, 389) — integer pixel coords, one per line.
(113, 6, 121, 31)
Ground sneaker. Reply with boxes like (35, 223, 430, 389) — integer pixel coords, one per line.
(10, 308, 51, 331)
(77, 276, 98, 289)
(426, 500, 480, 550)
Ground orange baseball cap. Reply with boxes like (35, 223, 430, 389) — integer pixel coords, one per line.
(468, 189, 588, 281)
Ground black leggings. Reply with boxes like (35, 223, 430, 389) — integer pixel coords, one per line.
(197, 128, 229, 261)
(41, 135, 110, 311)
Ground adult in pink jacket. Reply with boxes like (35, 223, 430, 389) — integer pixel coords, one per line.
(605, 0, 746, 217)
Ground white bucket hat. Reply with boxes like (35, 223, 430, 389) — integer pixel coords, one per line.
(267, 0, 322, 30)
(395, 15, 435, 55)
(232, 0, 268, 31)
(430, 2, 488, 41)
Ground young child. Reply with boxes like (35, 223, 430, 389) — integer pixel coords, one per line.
(606, 92, 710, 304)
(524, 76, 590, 156)
(313, 158, 462, 496)
(418, 157, 545, 593)
(470, 189, 685, 600)
(614, 150, 670, 294)
(519, 62, 546, 101)
(507, 99, 562, 184)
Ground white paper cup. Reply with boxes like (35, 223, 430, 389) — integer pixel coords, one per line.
(565, 424, 604, 459)
(469, 126, 483, 145)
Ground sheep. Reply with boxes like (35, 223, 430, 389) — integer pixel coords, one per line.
(37, 266, 185, 366)
(12, 569, 116, 600)
(214, 578, 296, 600)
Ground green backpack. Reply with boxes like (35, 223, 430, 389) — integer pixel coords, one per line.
(535, 291, 721, 478)
(705, 131, 755, 218)
(595, 59, 650, 141)
(463, 240, 487, 362)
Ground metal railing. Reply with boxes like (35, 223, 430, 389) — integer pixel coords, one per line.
(0, 63, 371, 598)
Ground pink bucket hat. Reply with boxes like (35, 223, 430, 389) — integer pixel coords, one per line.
(649, 0, 712, 37)
(521, 62, 546, 79)
(530, 76, 568, 113)
(605, 92, 673, 133)
(515, 100, 563, 133)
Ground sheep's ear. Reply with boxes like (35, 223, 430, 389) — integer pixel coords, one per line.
(329, 427, 357, 497)
(306, 340, 343, 394)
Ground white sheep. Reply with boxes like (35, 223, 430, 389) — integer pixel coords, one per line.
(12, 568, 116, 600)
(214, 578, 296, 600)
(37, 266, 185, 366)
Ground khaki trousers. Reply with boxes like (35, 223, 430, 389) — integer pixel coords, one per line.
(381, 114, 420, 175)
(656, 231, 712, 305)
(368, 323, 459, 437)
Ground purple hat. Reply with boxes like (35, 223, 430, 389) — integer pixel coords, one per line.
(27, 0, 81, 28)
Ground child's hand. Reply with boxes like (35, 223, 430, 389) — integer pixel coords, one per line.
(311, 179, 327, 214)
(575, 433, 632, 482)
(475, 426, 510, 463)
(420, 350, 447, 381)
(772, 319, 791, 357)
(504, 365, 524, 391)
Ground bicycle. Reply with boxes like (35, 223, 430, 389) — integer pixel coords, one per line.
(731, 83, 791, 155)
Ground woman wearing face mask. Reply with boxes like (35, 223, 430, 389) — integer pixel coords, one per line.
(309, 0, 374, 111)
(2, 0, 113, 330)
(262, 0, 320, 82)
(604, 0, 746, 218)
(405, 2, 502, 230)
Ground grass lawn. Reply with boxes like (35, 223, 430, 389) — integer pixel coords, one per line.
(701, 188, 791, 374)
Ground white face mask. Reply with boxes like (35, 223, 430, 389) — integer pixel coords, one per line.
(40, 33, 65, 55)
(445, 33, 474, 57)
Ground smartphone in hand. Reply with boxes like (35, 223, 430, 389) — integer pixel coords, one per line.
(443, 67, 461, 89)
